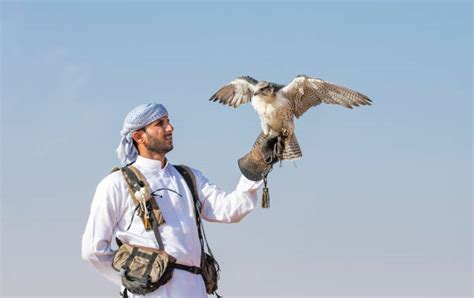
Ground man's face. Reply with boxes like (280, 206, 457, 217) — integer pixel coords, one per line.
(142, 116, 174, 155)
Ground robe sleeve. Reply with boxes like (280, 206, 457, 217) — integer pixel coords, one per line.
(81, 174, 124, 286)
(193, 169, 263, 223)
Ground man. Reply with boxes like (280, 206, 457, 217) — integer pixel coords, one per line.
(82, 103, 279, 297)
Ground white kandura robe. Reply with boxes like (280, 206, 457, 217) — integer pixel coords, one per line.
(82, 156, 263, 297)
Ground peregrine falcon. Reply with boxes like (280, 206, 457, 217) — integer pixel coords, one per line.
(209, 75, 372, 160)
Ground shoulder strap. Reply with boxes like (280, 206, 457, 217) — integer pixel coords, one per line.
(127, 166, 166, 226)
(119, 166, 151, 230)
(119, 165, 166, 249)
(110, 165, 168, 250)
(118, 166, 166, 229)
(110, 166, 142, 210)
(110, 167, 121, 174)
(174, 165, 202, 228)
(174, 165, 215, 257)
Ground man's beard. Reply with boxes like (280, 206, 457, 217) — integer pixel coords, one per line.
(145, 133, 173, 155)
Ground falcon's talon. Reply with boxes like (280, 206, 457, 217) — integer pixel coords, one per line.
(272, 136, 284, 161)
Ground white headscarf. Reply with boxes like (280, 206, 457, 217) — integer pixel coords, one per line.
(116, 103, 168, 165)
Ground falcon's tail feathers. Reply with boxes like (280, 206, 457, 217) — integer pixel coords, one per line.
(282, 133, 302, 161)
(252, 131, 302, 161)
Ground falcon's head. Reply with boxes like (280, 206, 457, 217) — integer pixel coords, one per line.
(254, 81, 276, 99)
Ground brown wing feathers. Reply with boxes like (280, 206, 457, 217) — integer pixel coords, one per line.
(323, 82, 372, 108)
(209, 76, 257, 108)
(284, 75, 372, 118)
(210, 85, 237, 106)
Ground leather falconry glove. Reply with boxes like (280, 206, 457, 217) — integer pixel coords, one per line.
(238, 132, 287, 208)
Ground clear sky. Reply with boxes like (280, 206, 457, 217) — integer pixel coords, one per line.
(1, 1, 472, 297)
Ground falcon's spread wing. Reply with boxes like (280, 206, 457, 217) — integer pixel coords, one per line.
(209, 76, 258, 108)
(282, 75, 372, 118)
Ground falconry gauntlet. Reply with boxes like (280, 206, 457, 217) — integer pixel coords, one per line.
(238, 134, 285, 181)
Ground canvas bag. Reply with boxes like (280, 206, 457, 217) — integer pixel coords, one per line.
(112, 242, 176, 295)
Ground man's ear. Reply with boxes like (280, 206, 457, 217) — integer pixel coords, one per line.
(132, 130, 145, 144)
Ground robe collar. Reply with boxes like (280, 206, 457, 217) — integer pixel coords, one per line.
(133, 155, 169, 175)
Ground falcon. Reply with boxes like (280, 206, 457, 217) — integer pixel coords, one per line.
(209, 75, 372, 160)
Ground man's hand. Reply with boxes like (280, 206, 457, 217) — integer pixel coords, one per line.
(238, 133, 286, 181)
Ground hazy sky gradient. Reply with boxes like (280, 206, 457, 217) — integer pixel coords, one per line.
(1, 1, 472, 297)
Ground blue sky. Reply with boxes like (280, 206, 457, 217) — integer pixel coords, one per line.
(1, 1, 472, 297)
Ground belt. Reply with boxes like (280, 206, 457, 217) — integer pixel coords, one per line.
(172, 263, 202, 275)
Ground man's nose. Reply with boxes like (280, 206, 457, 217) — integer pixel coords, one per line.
(166, 123, 174, 132)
